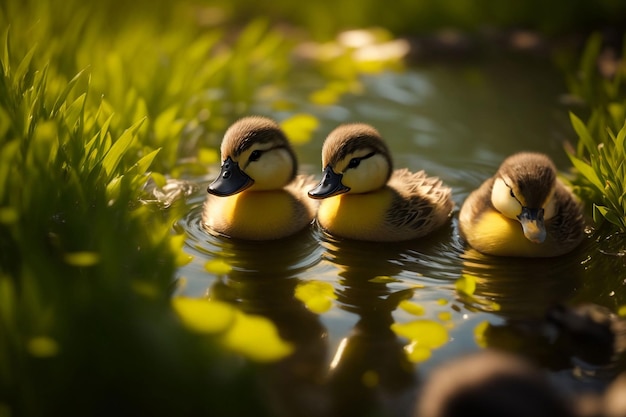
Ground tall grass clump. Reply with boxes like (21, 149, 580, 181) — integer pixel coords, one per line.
(0, 0, 297, 415)
(566, 34, 626, 235)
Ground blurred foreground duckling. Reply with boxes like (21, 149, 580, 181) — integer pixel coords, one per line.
(308, 123, 453, 241)
(415, 350, 573, 417)
(203, 116, 317, 240)
(459, 152, 585, 257)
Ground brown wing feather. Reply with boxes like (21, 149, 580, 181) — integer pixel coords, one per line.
(386, 169, 454, 235)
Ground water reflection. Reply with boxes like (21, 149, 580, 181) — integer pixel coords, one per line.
(322, 233, 419, 417)
(179, 203, 329, 417)
(459, 246, 588, 318)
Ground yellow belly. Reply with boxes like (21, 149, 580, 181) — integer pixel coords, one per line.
(462, 210, 556, 257)
(317, 190, 393, 241)
(204, 190, 311, 240)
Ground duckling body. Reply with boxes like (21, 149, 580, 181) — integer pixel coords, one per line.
(459, 152, 585, 257)
(203, 116, 316, 240)
(308, 124, 453, 242)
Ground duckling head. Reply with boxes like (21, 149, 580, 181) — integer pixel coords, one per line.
(207, 116, 297, 196)
(490, 152, 558, 244)
(308, 124, 392, 199)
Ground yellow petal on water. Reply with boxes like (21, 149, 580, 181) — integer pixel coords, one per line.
(309, 88, 340, 106)
(204, 259, 232, 275)
(27, 337, 59, 358)
(172, 298, 235, 334)
(455, 274, 477, 296)
(280, 113, 319, 145)
(404, 341, 432, 363)
(63, 251, 100, 267)
(398, 300, 425, 316)
(176, 252, 194, 266)
(361, 370, 379, 387)
(369, 275, 400, 284)
(222, 312, 294, 362)
(436, 298, 448, 306)
(391, 319, 448, 349)
(295, 281, 336, 314)
(306, 297, 334, 314)
(474, 320, 490, 348)
(618, 305, 626, 317)
(437, 311, 453, 322)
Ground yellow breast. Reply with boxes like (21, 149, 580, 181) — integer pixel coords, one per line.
(463, 210, 556, 257)
(317, 189, 393, 240)
(204, 190, 312, 240)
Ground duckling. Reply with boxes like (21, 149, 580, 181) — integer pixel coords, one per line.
(203, 116, 317, 240)
(416, 350, 573, 417)
(459, 152, 585, 257)
(308, 123, 453, 242)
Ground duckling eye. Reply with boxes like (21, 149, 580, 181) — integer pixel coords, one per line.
(509, 188, 515, 198)
(347, 158, 361, 169)
(249, 150, 262, 162)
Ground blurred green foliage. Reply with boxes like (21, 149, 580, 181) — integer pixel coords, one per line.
(213, 0, 626, 39)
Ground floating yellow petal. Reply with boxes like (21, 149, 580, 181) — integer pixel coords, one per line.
(204, 259, 232, 275)
(618, 305, 626, 317)
(368, 275, 400, 284)
(64, 251, 100, 267)
(391, 319, 448, 350)
(309, 88, 340, 106)
(172, 298, 235, 334)
(170, 234, 193, 266)
(456, 274, 477, 296)
(280, 113, 319, 145)
(27, 337, 59, 358)
(295, 280, 337, 314)
(404, 341, 432, 363)
(474, 320, 490, 348)
(437, 311, 453, 322)
(222, 312, 294, 362)
(398, 300, 425, 316)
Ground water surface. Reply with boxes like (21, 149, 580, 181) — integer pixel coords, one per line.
(176, 54, 626, 417)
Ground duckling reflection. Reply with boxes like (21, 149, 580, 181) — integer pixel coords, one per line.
(482, 303, 626, 378)
(207, 231, 330, 417)
(459, 247, 586, 318)
(322, 234, 418, 417)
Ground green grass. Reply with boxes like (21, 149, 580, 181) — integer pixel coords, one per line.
(566, 34, 626, 234)
(0, 0, 296, 414)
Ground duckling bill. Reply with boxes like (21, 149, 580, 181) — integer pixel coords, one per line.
(308, 123, 454, 242)
(459, 152, 585, 257)
(203, 116, 317, 240)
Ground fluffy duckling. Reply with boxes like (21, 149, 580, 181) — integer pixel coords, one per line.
(459, 152, 585, 257)
(308, 123, 453, 242)
(203, 116, 316, 240)
(415, 350, 573, 417)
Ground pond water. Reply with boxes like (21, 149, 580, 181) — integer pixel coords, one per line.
(175, 53, 626, 417)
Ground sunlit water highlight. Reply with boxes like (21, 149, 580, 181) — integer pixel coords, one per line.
(175, 58, 626, 417)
